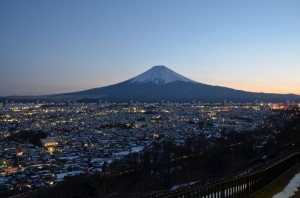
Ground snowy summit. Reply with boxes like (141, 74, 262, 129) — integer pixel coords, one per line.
(130, 65, 196, 84)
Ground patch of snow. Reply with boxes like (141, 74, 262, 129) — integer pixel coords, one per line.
(113, 146, 144, 157)
(0, 177, 8, 184)
(90, 158, 105, 163)
(273, 173, 300, 198)
(171, 181, 198, 190)
(58, 156, 79, 161)
(56, 171, 84, 182)
(113, 151, 130, 156)
(131, 146, 144, 153)
(130, 65, 196, 84)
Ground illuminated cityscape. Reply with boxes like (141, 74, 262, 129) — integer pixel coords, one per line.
(0, 101, 299, 197)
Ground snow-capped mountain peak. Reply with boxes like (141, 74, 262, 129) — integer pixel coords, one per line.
(130, 65, 196, 84)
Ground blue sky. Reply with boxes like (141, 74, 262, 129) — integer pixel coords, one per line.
(0, 0, 299, 96)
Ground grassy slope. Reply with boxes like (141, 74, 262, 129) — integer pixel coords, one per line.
(255, 164, 300, 198)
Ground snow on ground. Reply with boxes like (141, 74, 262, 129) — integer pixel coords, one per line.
(90, 158, 105, 163)
(273, 172, 300, 198)
(58, 156, 79, 161)
(131, 146, 144, 153)
(113, 146, 144, 157)
(0, 177, 8, 184)
(113, 151, 130, 157)
(56, 171, 84, 182)
(171, 181, 198, 191)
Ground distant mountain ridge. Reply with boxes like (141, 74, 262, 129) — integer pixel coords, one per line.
(48, 65, 300, 102)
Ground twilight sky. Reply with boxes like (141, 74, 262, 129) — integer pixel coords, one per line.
(0, 0, 299, 96)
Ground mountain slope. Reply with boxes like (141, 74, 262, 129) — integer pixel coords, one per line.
(51, 65, 300, 102)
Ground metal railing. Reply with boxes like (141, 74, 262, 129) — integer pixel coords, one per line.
(144, 150, 300, 198)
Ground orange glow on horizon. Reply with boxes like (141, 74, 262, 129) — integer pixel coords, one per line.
(229, 85, 300, 95)
(201, 80, 300, 95)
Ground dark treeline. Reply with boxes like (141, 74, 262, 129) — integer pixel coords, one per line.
(98, 123, 135, 130)
(6, 130, 48, 147)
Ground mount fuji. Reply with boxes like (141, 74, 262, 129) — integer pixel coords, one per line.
(51, 65, 299, 102)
